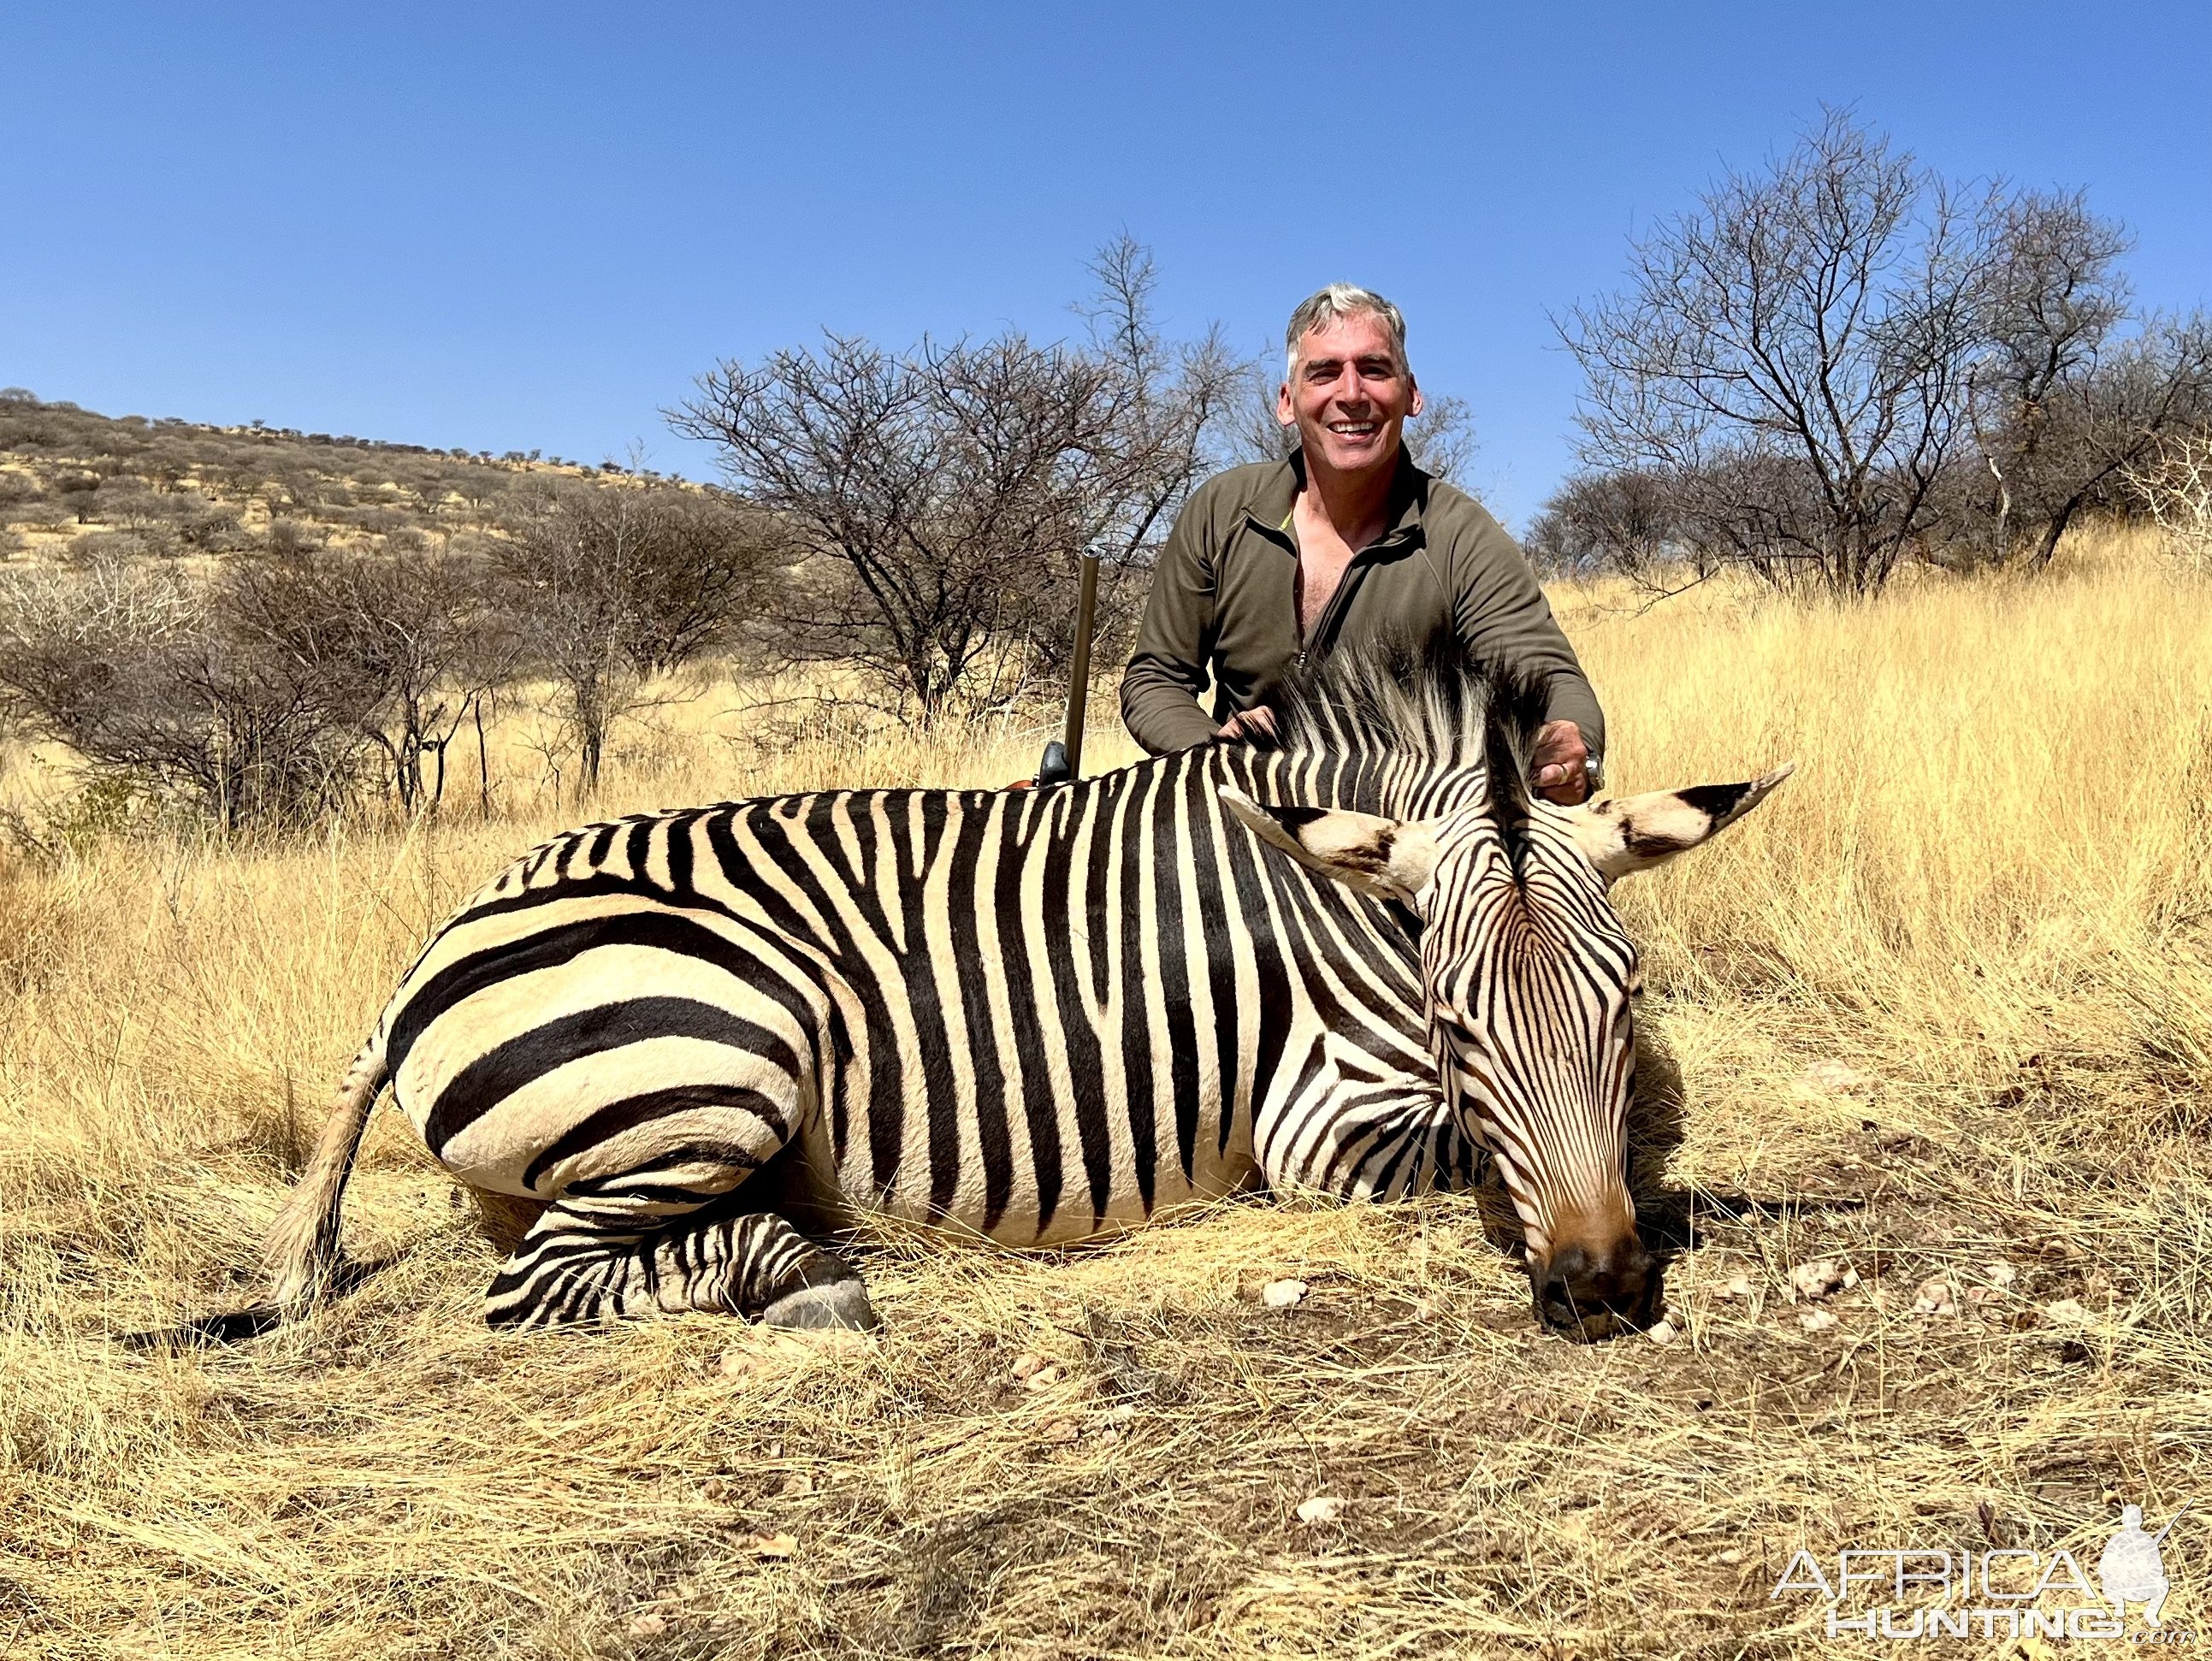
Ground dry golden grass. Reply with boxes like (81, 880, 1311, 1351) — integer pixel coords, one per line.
(3, 525, 2210, 1658)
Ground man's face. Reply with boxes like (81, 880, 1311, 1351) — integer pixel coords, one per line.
(1277, 310, 1422, 478)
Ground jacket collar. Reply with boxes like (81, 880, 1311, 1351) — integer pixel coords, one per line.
(1244, 446, 1430, 547)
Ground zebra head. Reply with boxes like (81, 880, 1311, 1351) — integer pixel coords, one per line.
(1219, 653, 1789, 1338)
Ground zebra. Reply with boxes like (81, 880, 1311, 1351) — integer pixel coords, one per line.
(262, 641, 1788, 1339)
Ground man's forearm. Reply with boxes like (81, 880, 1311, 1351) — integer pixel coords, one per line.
(1119, 660, 1222, 754)
(1449, 517, 1608, 765)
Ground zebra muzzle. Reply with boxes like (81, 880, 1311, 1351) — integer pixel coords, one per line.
(1531, 1238, 1655, 1339)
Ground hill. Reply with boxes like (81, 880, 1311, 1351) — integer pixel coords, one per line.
(0, 389, 670, 567)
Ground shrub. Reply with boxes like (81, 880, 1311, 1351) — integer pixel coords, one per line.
(176, 506, 246, 553)
(67, 529, 155, 565)
(2128, 434, 2212, 574)
(264, 518, 322, 557)
(0, 559, 373, 831)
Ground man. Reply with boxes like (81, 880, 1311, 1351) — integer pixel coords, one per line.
(1120, 284, 1603, 803)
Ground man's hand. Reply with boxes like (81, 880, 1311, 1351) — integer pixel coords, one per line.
(1532, 720, 1594, 805)
(1216, 706, 1278, 742)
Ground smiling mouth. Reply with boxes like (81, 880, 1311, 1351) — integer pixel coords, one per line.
(1327, 420, 1379, 438)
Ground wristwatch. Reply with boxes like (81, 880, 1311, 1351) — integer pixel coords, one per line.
(1583, 754, 1604, 796)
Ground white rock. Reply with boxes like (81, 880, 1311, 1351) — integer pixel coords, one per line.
(1800, 1309, 1839, 1333)
(2043, 1297, 2091, 1325)
(1295, 1495, 1346, 1525)
(1023, 1362, 1066, 1391)
(1913, 1275, 1958, 1317)
(1721, 1275, 1754, 1299)
(1009, 1351, 1046, 1380)
(1262, 1279, 1310, 1309)
(1646, 1317, 1679, 1346)
(1985, 1261, 2019, 1287)
(628, 1612, 669, 1638)
(1790, 1260, 1851, 1301)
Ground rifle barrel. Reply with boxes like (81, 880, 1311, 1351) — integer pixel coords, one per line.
(1062, 553, 1102, 775)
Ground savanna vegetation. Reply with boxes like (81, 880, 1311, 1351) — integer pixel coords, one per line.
(1533, 112, 2212, 594)
(0, 239, 1245, 841)
(4, 110, 2211, 1659)
(3, 521, 2208, 1658)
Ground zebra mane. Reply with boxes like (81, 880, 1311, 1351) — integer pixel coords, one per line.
(1242, 630, 1547, 846)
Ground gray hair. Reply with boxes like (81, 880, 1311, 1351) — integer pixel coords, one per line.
(1284, 283, 1410, 380)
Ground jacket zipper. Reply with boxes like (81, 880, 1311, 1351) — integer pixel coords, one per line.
(1295, 536, 1400, 668)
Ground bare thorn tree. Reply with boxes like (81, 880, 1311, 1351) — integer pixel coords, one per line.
(1974, 190, 2212, 566)
(1526, 469, 1689, 583)
(222, 544, 513, 814)
(497, 484, 789, 793)
(672, 239, 1240, 724)
(1561, 109, 1995, 592)
(2127, 434, 2212, 574)
(0, 553, 373, 831)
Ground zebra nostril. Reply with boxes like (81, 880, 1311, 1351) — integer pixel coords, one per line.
(1535, 1241, 1653, 1334)
(1535, 1245, 1594, 1328)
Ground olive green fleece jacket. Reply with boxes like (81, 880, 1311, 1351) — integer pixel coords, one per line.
(1119, 452, 1606, 757)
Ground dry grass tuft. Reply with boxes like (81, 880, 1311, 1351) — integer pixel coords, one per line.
(3, 523, 2210, 1657)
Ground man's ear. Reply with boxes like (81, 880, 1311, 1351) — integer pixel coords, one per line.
(1562, 763, 1795, 883)
(1219, 788, 1441, 904)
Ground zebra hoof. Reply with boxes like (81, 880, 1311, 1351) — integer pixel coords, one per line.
(762, 1280, 879, 1332)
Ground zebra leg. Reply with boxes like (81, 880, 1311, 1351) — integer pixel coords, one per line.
(483, 1199, 877, 1331)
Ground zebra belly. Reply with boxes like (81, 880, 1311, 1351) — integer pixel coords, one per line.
(837, 1138, 1264, 1247)
(812, 1022, 1267, 1248)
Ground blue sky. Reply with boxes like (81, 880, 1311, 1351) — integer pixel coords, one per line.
(5, 3, 2207, 530)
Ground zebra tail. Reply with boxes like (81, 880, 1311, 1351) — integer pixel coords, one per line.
(263, 1038, 388, 1314)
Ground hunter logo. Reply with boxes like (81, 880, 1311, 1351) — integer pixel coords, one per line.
(1771, 1504, 2196, 1641)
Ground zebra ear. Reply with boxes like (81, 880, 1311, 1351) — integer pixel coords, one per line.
(1564, 762, 1795, 883)
(1218, 787, 1443, 904)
